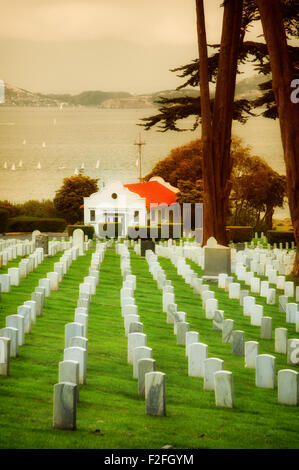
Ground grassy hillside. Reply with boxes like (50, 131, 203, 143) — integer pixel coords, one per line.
(0, 244, 298, 449)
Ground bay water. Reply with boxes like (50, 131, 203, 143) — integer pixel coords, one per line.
(0, 106, 287, 217)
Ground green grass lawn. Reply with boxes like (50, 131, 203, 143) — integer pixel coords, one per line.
(0, 244, 298, 449)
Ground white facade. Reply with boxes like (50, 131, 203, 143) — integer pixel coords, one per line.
(83, 181, 147, 237)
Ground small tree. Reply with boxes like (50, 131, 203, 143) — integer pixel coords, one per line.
(53, 174, 99, 224)
(145, 139, 203, 187)
(230, 150, 286, 230)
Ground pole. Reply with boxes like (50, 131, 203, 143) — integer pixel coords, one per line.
(134, 133, 146, 182)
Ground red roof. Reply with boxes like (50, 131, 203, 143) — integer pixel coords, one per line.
(124, 181, 177, 209)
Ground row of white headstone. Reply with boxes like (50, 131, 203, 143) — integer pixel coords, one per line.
(0, 244, 95, 375)
(156, 245, 299, 406)
(157, 243, 298, 350)
(0, 238, 36, 268)
(53, 242, 106, 430)
(0, 239, 72, 296)
(198, 274, 298, 402)
(116, 242, 166, 416)
(155, 239, 296, 279)
(144, 248, 234, 409)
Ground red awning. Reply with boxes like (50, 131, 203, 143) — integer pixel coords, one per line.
(124, 181, 177, 209)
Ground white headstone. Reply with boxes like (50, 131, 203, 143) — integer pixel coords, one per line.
(278, 369, 299, 406)
(203, 357, 224, 391)
(214, 370, 234, 408)
(245, 341, 259, 369)
(72, 229, 85, 256)
(127, 333, 147, 364)
(188, 342, 208, 378)
(256, 354, 276, 389)
(275, 327, 288, 354)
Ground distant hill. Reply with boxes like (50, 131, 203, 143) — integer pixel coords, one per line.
(1, 84, 132, 108)
(235, 74, 268, 99)
(1, 75, 267, 108)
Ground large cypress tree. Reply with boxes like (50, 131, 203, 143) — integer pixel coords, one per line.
(139, 0, 299, 274)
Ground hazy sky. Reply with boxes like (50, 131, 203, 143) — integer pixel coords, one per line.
(0, 0, 263, 94)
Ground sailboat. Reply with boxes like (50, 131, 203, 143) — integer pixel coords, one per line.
(96, 160, 100, 169)
(42, 142, 46, 148)
(22, 139, 26, 145)
(74, 168, 79, 175)
(11, 163, 16, 171)
(80, 162, 85, 170)
(3, 162, 7, 169)
(37, 162, 41, 170)
(18, 160, 23, 168)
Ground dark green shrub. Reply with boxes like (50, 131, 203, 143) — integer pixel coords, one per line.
(67, 224, 95, 239)
(0, 209, 9, 233)
(226, 226, 254, 242)
(7, 217, 67, 233)
(266, 230, 295, 245)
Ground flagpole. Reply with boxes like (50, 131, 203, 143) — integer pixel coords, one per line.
(134, 133, 146, 182)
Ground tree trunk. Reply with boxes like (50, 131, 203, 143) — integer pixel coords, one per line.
(264, 205, 274, 231)
(257, 0, 299, 276)
(195, 0, 243, 246)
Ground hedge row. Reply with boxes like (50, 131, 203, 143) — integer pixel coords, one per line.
(226, 226, 254, 243)
(0, 209, 9, 233)
(6, 217, 67, 233)
(67, 225, 95, 239)
(266, 230, 295, 245)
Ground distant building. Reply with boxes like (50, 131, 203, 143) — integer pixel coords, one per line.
(83, 177, 178, 237)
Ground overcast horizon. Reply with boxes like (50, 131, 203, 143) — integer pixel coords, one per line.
(1, 0, 264, 95)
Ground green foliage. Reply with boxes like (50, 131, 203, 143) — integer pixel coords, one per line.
(226, 226, 254, 242)
(0, 209, 9, 233)
(230, 146, 286, 230)
(176, 179, 204, 204)
(7, 217, 67, 233)
(266, 230, 295, 245)
(144, 139, 203, 187)
(145, 137, 285, 230)
(20, 199, 59, 218)
(67, 224, 95, 239)
(0, 200, 22, 218)
(0, 199, 59, 219)
(53, 174, 99, 224)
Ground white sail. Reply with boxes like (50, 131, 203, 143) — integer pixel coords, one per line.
(11, 163, 16, 171)
(96, 160, 100, 169)
(4, 162, 7, 169)
(22, 139, 26, 145)
(74, 168, 79, 175)
(42, 142, 46, 148)
(37, 162, 41, 169)
(80, 162, 84, 169)
(18, 160, 23, 167)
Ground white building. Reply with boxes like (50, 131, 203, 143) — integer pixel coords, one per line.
(83, 177, 178, 237)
